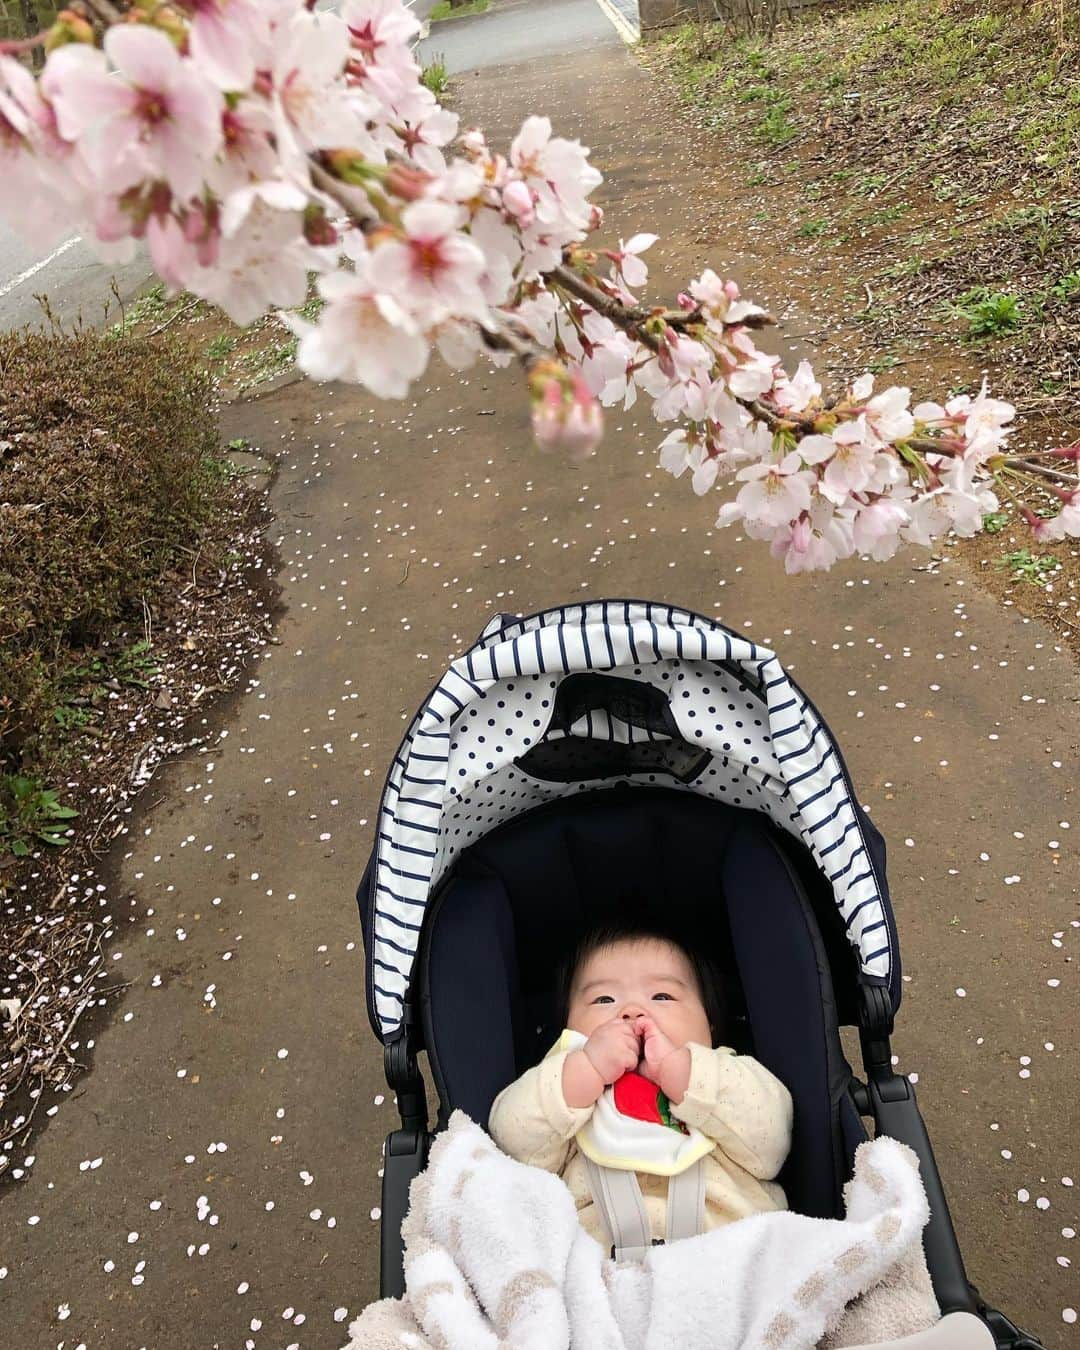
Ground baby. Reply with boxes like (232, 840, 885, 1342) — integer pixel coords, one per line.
(488, 919, 793, 1250)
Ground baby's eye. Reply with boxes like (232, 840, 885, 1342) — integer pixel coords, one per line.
(591, 995, 614, 1005)
(652, 992, 675, 1001)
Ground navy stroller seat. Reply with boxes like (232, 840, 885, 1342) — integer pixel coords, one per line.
(418, 787, 867, 1222)
(357, 599, 1041, 1350)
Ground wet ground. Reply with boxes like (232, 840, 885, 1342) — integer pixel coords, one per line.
(1, 3, 1077, 1347)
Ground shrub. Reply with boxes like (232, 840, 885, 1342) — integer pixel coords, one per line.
(0, 328, 225, 779)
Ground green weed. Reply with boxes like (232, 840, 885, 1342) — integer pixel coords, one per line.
(1048, 271, 1080, 303)
(421, 56, 450, 97)
(759, 105, 797, 147)
(997, 548, 1060, 584)
(981, 511, 1011, 534)
(945, 288, 1026, 340)
(429, 0, 488, 19)
(206, 334, 237, 361)
(0, 775, 79, 857)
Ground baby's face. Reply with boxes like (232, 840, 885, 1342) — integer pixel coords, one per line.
(567, 938, 712, 1055)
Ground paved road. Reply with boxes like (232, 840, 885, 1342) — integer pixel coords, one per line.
(420, 0, 622, 72)
(2, 2, 1076, 1348)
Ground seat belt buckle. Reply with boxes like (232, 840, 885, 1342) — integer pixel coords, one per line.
(609, 1238, 665, 1260)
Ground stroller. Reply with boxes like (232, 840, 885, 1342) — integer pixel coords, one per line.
(356, 598, 1041, 1349)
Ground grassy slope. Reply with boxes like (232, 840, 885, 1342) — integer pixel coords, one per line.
(640, 0, 1080, 653)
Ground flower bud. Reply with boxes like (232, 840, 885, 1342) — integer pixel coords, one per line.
(325, 149, 378, 187)
(529, 360, 603, 461)
(462, 128, 487, 156)
(385, 163, 433, 203)
(501, 179, 535, 229)
(44, 9, 95, 51)
(303, 202, 339, 247)
(131, 0, 187, 46)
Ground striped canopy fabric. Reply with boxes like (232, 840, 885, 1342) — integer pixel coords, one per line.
(368, 599, 891, 1042)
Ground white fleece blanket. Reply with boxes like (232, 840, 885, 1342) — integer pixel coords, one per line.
(345, 1111, 940, 1350)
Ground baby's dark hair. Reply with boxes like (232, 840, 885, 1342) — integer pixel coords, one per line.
(554, 915, 727, 1046)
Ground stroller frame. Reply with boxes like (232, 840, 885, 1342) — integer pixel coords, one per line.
(377, 979, 1038, 1349)
(357, 601, 1042, 1349)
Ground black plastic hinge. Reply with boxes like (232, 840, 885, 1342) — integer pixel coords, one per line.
(384, 1006, 428, 1135)
(857, 986, 910, 1100)
(859, 985, 894, 1038)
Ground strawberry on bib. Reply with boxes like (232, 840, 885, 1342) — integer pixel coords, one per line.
(559, 1029, 714, 1176)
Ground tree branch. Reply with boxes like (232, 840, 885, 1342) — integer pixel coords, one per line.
(80, 0, 126, 24)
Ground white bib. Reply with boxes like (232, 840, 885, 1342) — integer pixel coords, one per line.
(559, 1029, 714, 1177)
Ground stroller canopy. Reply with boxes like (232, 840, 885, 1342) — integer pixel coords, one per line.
(364, 599, 897, 1042)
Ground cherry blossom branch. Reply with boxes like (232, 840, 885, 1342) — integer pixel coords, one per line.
(551, 261, 775, 333)
(81, 0, 125, 25)
(0, 32, 48, 56)
(306, 153, 1067, 495)
(482, 320, 538, 367)
(6, 0, 1077, 568)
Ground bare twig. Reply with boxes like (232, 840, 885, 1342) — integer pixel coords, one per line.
(80, 0, 125, 25)
(146, 297, 200, 337)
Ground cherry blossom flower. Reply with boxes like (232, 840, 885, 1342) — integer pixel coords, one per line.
(904, 483, 997, 546)
(729, 453, 816, 529)
(771, 360, 822, 416)
(285, 266, 430, 397)
(206, 98, 279, 197)
(396, 101, 460, 175)
(466, 207, 521, 308)
(768, 500, 855, 574)
(186, 0, 270, 93)
(801, 421, 880, 503)
(374, 199, 489, 323)
(658, 429, 719, 496)
(510, 115, 602, 237)
(41, 26, 222, 202)
(689, 269, 766, 327)
(610, 233, 657, 289)
(501, 180, 536, 230)
(0, 54, 76, 244)
(864, 385, 915, 446)
(961, 379, 1016, 456)
(852, 497, 912, 561)
(272, 10, 373, 154)
(186, 181, 322, 324)
(145, 210, 204, 293)
(724, 330, 781, 400)
(1028, 491, 1080, 543)
(342, 0, 422, 75)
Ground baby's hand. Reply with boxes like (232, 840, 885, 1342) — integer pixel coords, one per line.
(583, 1018, 642, 1086)
(635, 1016, 692, 1103)
(634, 1015, 678, 1084)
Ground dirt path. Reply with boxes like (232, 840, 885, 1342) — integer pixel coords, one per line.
(1, 8, 1077, 1346)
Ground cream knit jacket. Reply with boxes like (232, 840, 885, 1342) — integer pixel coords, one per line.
(488, 1039, 794, 1248)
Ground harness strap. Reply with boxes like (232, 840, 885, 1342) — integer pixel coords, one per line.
(582, 1155, 706, 1264)
(666, 1158, 706, 1245)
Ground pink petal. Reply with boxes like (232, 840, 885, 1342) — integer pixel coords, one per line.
(42, 45, 131, 139)
(104, 25, 181, 91)
(190, 11, 256, 91)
